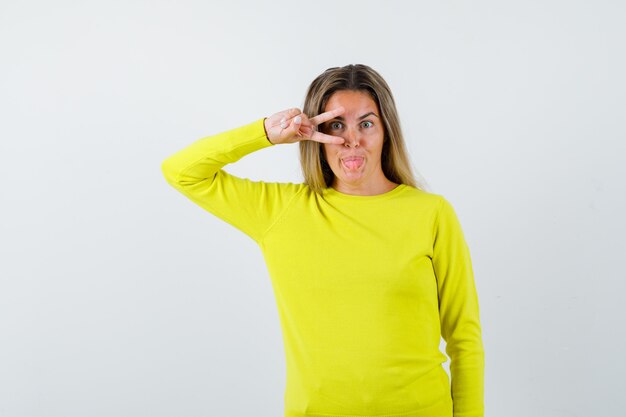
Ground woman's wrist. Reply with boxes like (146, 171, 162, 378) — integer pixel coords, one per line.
(263, 117, 275, 144)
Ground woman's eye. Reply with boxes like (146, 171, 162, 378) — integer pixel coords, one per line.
(329, 121, 373, 130)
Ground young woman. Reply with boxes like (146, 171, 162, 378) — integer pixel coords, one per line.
(162, 64, 485, 417)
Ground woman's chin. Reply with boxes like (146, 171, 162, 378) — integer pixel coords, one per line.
(335, 171, 368, 186)
(337, 170, 364, 181)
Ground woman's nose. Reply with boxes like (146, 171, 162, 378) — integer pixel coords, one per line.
(343, 128, 360, 147)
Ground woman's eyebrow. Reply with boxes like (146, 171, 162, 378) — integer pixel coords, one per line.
(331, 112, 379, 121)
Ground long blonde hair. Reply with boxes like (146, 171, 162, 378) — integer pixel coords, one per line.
(298, 64, 429, 195)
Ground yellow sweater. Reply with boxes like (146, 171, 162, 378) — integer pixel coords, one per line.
(161, 117, 485, 417)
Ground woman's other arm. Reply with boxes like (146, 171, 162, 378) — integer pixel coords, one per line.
(432, 196, 485, 417)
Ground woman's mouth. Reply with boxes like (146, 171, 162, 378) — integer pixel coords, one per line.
(341, 157, 364, 170)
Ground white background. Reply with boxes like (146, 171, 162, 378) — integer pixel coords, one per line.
(1, 1, 624, 416)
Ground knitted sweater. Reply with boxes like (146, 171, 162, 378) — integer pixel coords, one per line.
(161, 117, 485, 417)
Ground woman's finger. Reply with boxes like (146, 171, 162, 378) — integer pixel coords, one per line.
(288, 120, 308, 136)
(278, 108, 302, 129)
(309, 106, 345, 127)
(299, 124, 315, 138)
(290, 113, 316, 138)
(290, 115, 303, 136)
(308, 130, 345, 144)
(283, 108, 302, 124)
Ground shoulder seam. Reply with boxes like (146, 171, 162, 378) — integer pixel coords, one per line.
(432, 195, 445, 245)
(258, 184, 306, 243)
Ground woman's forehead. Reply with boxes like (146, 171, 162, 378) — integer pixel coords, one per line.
(324, 91, 378, 115)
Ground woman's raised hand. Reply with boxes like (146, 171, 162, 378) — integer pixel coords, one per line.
(263, 107, 346, 145)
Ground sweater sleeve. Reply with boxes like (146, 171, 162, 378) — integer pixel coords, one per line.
(432, 196, 485, 417)
(161, 117, 303, 244)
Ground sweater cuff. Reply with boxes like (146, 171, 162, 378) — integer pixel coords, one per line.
(240, 117, 275, 150)
(262, 117, 275, 145)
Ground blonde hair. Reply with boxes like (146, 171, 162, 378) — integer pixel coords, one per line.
(298, 64, 429, 195)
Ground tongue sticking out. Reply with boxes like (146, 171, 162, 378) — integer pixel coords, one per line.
(343, 158, 363, 170)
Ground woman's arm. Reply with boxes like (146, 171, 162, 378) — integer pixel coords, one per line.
(161, 117, 304, 243)
(432, 196, 485, 417)
(161, 107, 347, 243)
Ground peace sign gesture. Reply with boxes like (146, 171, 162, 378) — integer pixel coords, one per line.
(264, 107, 346, 145)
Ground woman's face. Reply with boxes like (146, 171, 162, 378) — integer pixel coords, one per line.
(320, 90, 387, 191)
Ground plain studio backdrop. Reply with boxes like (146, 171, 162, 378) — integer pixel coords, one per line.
(1, 1, 624, 416)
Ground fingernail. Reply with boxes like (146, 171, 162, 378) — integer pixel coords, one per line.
(294, 115, 301, 124)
